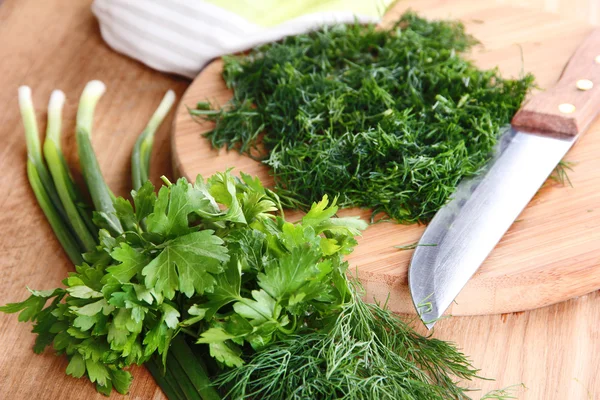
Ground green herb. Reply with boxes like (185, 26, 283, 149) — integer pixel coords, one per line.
(395, 242, 437, 251)
(19, 86, 83, 264)
(194, 12, 534, 223)
(5, 82, 499, 399)
(481, 383, 526, 399)
(550, 160, 574, 187)
(1, 171, 368, 395)
(76, 81, 123, 233)
(44, 90, 97, 252)
(219, 292, 479, 399)
(132, 90, 176, 191)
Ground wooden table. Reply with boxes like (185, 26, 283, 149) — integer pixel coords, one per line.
(0, 0, 597, 399)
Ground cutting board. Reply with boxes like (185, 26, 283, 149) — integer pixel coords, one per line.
(172, 0, 600, 316)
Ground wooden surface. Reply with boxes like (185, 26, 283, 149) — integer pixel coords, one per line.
(173, 0, 600, 317)
(0, 0, 187, 399)
(512, 28, 600, 135)
(0, 0, 599, 399)
(502, 0, 600, 26)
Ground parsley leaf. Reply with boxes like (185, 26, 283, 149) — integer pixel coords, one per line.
(258, 247, 323, 300)
(208, 172, 246, 224)
(0, 288, 64, 322)
(65, 353, 86, 378)
(3, 170, 370, 395)
(146, 178, 213, 238)
(106, 243, 150, 284)
(142, 230, 229, 299)
(233, 290, 280, 327)
(208, 341, 243, 368)
(202, 258, 242, 319)
(132, 180, 156, 222)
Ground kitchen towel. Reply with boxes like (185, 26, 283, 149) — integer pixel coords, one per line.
(91, 0, 394, 78)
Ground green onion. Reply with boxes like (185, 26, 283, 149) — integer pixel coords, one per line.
(26, 160, 83, 265)
(19, 86, 83, 264)
(132, 90, 176, 191)
(75, 81, 123, 233)
(43, 90, 97, 251)
(166, 352, 204, 400)
(170, 336, 220, 400)
(147, 356, 186, 400)
(19, 86, 68, 222)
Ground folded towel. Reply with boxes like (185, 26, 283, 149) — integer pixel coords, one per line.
(92, 0, 393, 78)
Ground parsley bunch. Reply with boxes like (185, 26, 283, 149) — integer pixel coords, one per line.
(195, 12, 534, 223)
(2, 81, 373, 396)
(3, 172, 364, 395)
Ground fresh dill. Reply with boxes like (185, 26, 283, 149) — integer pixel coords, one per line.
(551, 160, 575, 187)
(481, 383, 526, 399)
(193, 12, 534, 223)
(218, 292, 481, 400)
(395, 242, 437, 251)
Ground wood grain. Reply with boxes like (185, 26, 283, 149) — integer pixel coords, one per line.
(502, 0, 600, 26)
(173, 0, 600, 317)
(512, 28, 600, 135)
(0, 0, 599, 399)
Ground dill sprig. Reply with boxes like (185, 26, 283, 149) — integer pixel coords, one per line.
(194, 12, 534, 223)
(481, 384, 526, 399)
(550, 160, 575, 187)
(395, 242, 437, 251)
(218, 291, 480, 400)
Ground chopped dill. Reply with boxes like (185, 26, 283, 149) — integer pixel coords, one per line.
(395, 242, 437, 250)
(193, 12, 534, 223)
(551, 160, 575, 187)
(481, 383, 526, 399)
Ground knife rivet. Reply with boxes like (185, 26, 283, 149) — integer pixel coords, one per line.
(576, 79, 593, 91)
(558, 103, 576, 114)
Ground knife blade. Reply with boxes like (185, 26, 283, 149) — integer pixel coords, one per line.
(408, 28, 600, 328)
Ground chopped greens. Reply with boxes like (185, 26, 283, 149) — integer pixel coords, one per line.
(550, 160, 575, 187)
(194, 12, 534, 223)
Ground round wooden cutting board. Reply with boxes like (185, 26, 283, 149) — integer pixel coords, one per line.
(172, 0, 600, 316)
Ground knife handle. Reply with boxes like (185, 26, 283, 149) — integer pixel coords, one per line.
(512, 28, 600, 136)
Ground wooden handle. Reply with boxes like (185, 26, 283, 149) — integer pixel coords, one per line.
(512, 28, 600, 136)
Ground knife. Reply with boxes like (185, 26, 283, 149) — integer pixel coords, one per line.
(408, 28, 600, 329)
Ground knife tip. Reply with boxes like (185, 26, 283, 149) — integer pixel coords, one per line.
(414, 303, 442, 330)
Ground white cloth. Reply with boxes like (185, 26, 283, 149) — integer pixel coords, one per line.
(92, 0, 384, 78)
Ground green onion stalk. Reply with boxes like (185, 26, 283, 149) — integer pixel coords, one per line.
(18, 86, 83, 265)
(75, 81, 123, 234)
(43, 90, 97, 252)
(131, 90, 175, 191)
